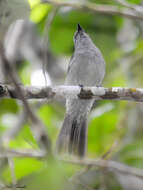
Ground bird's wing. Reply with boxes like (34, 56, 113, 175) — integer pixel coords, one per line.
(67, 53, 74, 73)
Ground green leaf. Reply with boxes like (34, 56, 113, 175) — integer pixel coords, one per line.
(38, 104, 64, 141)
(9, 124, 38, 149)
(88, 104, 120, 156)
(3, 158, 44, 182)
(0, 99, 19, 115)
(30, 4, 52, 23)
(28, 0, 40, 8)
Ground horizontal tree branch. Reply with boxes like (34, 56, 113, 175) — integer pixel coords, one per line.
(41, 0, 143, 20)
(64, 158, 143, 180)
(1, 84, 143, 102)
(0, 148, 45, 158)
(1, 148, 143, 180)
(114, 0, 143, 13)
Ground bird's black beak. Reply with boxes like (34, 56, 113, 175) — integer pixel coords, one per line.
(77, 24, 83, 32)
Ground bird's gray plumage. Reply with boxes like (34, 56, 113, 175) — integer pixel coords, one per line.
(56, 24, 105, 157)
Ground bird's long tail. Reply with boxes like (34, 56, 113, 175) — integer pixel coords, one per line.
(56, 113, 87, 157)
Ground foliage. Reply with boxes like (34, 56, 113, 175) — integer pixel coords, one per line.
(0, 0, 143, 189)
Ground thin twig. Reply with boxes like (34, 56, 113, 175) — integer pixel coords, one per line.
(1, 149, 143, 180)
(114, 0, 143, 13)
(69, 165, 92, 187)
(2, 110, 27, 144)
(102, 140, 119, 160)
(8, 158, 16, 190)
(63, 158, 143, 179)
(43, 7, 58, 44)
(74, 178, 94, 190)
(0, 46, 51, 154)
(42, 7, 58, 86)
(41, 0, 143, 20)
(0, 148, 45, 158)
(1, 184, 26, 189)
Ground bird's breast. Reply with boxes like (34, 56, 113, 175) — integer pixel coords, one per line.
(66, 52, 104, 86)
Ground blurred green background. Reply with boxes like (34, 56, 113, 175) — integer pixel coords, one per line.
(0, 0, 143, 189)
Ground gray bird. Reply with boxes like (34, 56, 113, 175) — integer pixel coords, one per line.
(56, 24, 105, 157)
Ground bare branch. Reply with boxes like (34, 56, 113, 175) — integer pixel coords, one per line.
(42, 7, 58, 86)
(43, 7, 58, 43)
(2, 110, 27, 144)
(1, 184, 26, 189)
(0, 148, 45, 159)
(0, 46, 51, 154)
(63, 158, 143, 180)
(1, 85, 143, 102)
(73, 178, 94, 190)
(8, 158, 17, 189)
(1, 148, 143, 181)
(114, 0, 143, 13)
(41, 0, 143, 20)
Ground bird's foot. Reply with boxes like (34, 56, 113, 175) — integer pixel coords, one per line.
(79, 84, 84, 88)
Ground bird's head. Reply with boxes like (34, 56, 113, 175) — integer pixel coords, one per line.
(74, 24, 92, 49)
